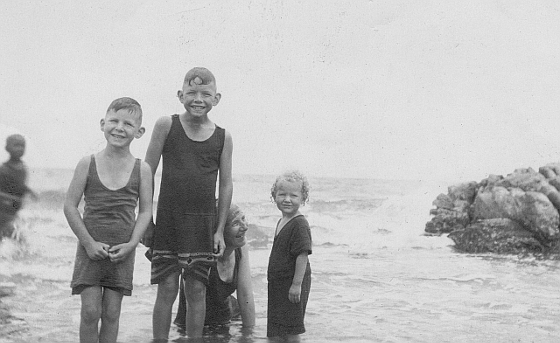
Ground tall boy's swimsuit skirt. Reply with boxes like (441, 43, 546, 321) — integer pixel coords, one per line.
(150, 114, 225, 285)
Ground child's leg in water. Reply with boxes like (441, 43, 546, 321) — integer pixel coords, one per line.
(80, 286, 103, 343)
(184, 273, 207, 337)
(99, 288, 124, 343)
(153, 271, 180, 339)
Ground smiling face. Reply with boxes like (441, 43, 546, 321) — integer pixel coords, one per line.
(178, 77, 221, 118)
(100, 109, 145, 148)
(273, 180, 304, 217)
(224, 205, 249, 248)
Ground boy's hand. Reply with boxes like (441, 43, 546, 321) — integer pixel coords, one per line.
(289, 283, 302, 303)
(108, 243, 135, 263)
(84, 241, 110, 261)
(213, 231, 225, 258)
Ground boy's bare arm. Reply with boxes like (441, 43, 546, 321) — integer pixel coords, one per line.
(288, 252, 309, 303)
(63, 156, 109, 260)
(215, 131, 233, 256)
(129, 162, 153, 245)
(144, 116, 172, 175)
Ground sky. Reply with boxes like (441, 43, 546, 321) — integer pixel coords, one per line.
(1, 0, 560, 182)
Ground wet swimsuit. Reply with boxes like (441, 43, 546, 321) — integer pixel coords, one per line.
(70, 156, 141, 295)
(150, 114, 225, 285)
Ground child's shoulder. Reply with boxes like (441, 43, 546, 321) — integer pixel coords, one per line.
(67, 155, 94, 183)
(150, 115, 174, 139)
(293, 215, 310, 226)
(155, 115, 174, 127)
(78, 154, 94, 165)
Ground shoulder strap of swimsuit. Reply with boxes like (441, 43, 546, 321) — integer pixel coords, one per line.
(215, 126, 226, 164)
(86, 154, 96, 185)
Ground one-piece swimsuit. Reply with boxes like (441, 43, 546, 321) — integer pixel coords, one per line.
(150, 114, 225, 284)
(70, 155, 141, 295)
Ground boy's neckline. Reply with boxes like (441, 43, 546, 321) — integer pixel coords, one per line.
(93, 154, 136, 191)
(176, 114, 216, 142)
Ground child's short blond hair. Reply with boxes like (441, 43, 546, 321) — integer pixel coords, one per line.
(270, 170, 310, 204)
(106, 97, 143, 123)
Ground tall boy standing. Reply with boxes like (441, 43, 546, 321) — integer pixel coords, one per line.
(146, 67, 233, 339)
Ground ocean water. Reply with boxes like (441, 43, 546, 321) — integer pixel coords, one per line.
(1, 169, 560, 343)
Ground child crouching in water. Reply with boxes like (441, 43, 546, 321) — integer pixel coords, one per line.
(64, 97, 153, 343)
(268, 171, 312, 342)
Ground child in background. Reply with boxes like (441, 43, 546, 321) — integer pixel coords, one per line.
(268, 171, 312, 342)
(0, 134, 35, 240)
(64, 97, 152, 343)
(145, 67, 233, 339)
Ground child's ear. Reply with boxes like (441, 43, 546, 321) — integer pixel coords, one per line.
(177, 90, 183, 102)
(135, 127, 146, 139)
(100, 118, 105, 131)
(212, 93, 221, 106)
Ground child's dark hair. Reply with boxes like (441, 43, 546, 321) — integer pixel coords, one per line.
(106, 97, 143, 122)
(5, 134, 25, 146)
(270, 170, 310, 204)
(184, 67, 216, 87)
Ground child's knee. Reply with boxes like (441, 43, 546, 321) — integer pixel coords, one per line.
(184, 280, 206, 301)
(81, 304, 102, 323)
(157, 280, 179, 303)
(101, 305, 121, 323)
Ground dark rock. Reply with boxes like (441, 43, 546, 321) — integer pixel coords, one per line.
(548, 177, 560, 192)
(516, 191, 560, 242)
(546, 191, 560, 212)
(448, 218, 544, 254)
(494, 168, 545, 192)
(472, 186, 520, 221)
(472, 187, 559, 242)
(432, 193, 454, 210)
(424, 208, 470, 234)
(539, 166, 557, 179)
(426, 163, 560, 257)
(448, 181, 478, 204)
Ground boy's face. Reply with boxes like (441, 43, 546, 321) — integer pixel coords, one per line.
(100, 109, 145, 148)
(6, 138, 25, 160)
(274, 180, 304, 217)
(177, 77, 221, 118)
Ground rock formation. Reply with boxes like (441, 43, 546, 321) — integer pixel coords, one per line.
(426, 164, 560, 256)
